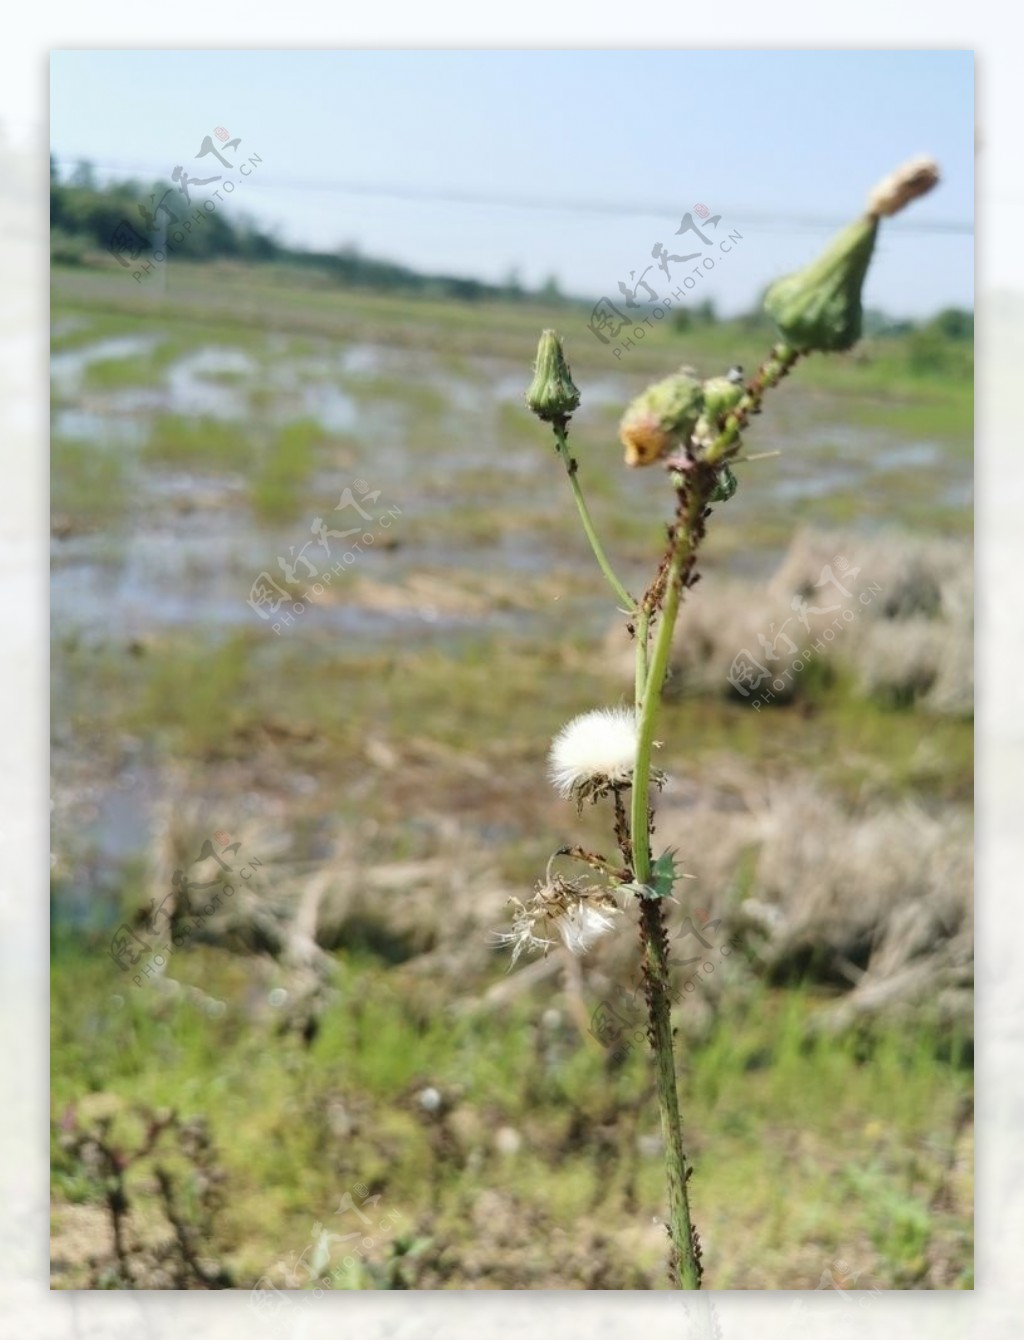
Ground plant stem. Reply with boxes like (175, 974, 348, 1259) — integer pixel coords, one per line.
(629, 474, 711, 1289)
(634, 607, 650, 713)
(639, 895, 701, 1289)
(552, 420, 634, 611)
(631, 478, 706, 884)
(704, 342, 801, 465)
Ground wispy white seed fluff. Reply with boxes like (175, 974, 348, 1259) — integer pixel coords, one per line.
(552, 903, 619, 955)
(492, 876, 622, 966)
(548, 707, 638, 799)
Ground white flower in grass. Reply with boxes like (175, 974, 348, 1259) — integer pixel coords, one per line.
(548, 706, 663, 807)
(492, 875, 621, 967)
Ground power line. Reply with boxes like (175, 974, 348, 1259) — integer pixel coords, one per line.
(53, 155, 974, 237)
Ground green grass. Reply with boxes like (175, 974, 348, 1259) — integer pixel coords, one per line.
(119, 631, 255, 756)
(141, 413, 254, 473)
(343, 373, 449, 419)
(78, 335, 209, 390)
(663, 682, 973, 804)
(249, 418, 322, 522)
(63, 626, 972, 804)
(51, 437, 129, 525)
(51, 936, 971, 1289)
(82, 353, 167, 390)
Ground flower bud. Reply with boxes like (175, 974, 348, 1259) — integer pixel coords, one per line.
(763, 215, 879, 354)
(701, 375, 746, 422)
(867, 155, 940, 218)
(619, 370, 704, 467)
(526, 329, 581, 422)
(693, 374, 746, 448)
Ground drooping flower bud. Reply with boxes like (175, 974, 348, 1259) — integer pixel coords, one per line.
(763, 155, 940, 356)
(867, 155, 940, 219)
(619, 369, 704, 467)
(526, 329, 581, 422)
(763, 215, 879, 354)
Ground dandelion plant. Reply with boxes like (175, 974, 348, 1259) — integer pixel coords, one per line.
(500, 156, 940, 1289)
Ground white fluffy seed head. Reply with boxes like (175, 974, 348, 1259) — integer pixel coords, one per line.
(548, 707, 638, 799)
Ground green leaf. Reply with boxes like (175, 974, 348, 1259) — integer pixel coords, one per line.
(618, 851, 681, 901)
(709, 463, 738, 503)
(650, 850, 680, 900)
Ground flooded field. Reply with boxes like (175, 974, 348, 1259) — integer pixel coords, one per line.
(51, 267, 971, 648)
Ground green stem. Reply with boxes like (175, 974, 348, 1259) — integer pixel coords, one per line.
(639, 895, 701, 1289)
(630, 505, 696, 885)
(634, 607, 650, 713)
(629, 478, 709, 1289)
(704, 342, 801, 465)
(552, 420, 634, 611)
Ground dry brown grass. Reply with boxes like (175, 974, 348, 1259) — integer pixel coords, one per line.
(606, 527, 973, 714)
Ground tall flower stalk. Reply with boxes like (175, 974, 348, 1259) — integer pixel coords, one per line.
(502, 157, 940, 1288)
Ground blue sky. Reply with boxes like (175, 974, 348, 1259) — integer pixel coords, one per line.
(50, 49, 974, 316)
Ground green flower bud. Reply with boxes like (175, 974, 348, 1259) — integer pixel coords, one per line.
(693, 374, 746, 449)
(526, 329, 580, 422)
(619, 370, 704, 467)
(763, 215, 879, 354)
(701, 375, 745, 423)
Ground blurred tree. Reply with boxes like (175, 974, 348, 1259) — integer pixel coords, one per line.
(928, 307, 974, 341)
(69, 160, 97, 190)
(503, 266, 525, 300)
(540, 274, 563, 304)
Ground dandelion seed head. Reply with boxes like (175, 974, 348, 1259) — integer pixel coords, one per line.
(548, 706, 638, 801)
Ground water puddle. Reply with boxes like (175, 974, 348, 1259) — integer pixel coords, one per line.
(51, 334, 163, 392)
(165, 348, 253, 418)
(299, 382, 360, 432)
